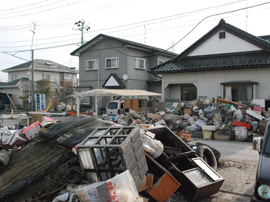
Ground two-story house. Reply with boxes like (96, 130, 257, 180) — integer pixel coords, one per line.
(70, 34, 177, 109)
(1, 59, 78, 109)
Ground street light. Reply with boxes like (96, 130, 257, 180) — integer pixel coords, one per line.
(73, 19, 90, 45)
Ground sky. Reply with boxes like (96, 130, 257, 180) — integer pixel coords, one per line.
(0, 0, 270, 82)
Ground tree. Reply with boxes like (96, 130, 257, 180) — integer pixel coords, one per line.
(36, 79, 52, 110)
(59, 83, 76, 111)
(36, 79, 51, 99)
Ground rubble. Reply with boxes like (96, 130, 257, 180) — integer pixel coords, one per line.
(0, 97, 269, 201)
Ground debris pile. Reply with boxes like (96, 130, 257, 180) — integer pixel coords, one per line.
(0, 96, 269, 201)
(117, 97, 269, 142)
(0, 114, 225, 202)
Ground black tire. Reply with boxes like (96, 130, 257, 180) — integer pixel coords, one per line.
(196, 145, 217, 170)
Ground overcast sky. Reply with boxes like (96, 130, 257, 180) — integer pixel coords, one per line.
(0, 0, 269, 82)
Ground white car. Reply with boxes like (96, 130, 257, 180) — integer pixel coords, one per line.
(106, 100, 125, 116)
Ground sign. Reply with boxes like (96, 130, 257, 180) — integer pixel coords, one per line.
(35, 94, 46, 111)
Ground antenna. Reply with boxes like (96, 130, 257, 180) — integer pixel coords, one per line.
(246, 0, 248, 31)
(144, 25, 147, 44)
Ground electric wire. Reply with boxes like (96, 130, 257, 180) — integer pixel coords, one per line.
(0, 0, 244, 33)
(0, 0, 71, 14)
(0, 0, 87, 19)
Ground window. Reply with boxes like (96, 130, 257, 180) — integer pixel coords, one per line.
(64, 73, 72, 81)
(224, 85, 253, 102)
(181, 85, 197, 101)
(105, 57, 119, 69)
(42, 72, 51, 81)
(86, 59, 98, 70)
(11, 73, 17, 81)
(134, 58, 146, 69)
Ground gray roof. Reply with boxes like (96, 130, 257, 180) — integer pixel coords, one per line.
(151, 19, 270, 73)
(70, 34, 178, 57)
(2, 59, 78, 74)
(0, 77, 63, 91)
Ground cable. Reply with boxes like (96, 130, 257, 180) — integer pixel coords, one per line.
(0, 0, 243, 34)
(164, 1, 270, 52)
(0, 0, 48, 12)
(0, 0, 69, 14)
(0, 0, 86, 19)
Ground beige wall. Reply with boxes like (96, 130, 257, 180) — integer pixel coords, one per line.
(188, 30, 262, 56)
(162, 67, 270, 101)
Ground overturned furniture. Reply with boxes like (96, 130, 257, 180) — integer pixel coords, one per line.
(147, 126, 224, 201)
(76, 126, 147, 187)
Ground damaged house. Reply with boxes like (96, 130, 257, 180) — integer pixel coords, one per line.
(151, 19, 270, 107)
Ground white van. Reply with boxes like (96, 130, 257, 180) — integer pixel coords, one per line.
(106, 100, 125, 116)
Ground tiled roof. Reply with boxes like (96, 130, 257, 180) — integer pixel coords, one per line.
(2, 59, 77, 73)
(151, 19, 270, 73)
(152, 51, 270, 73)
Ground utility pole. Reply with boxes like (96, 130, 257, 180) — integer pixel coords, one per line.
(73, 19, 90, 45)
(30, 23, 36, 111)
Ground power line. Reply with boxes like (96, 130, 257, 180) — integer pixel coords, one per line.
(0, 0, 68, 14)
(0, 0, 86, 19)
(1, 1, 269, 55)
(0, 0, 48, 12)
(164, 1, 270, 52)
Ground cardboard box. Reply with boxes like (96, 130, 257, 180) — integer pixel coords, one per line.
(22, 121, 41, 140)
(259, 121, 269, 135)
(175, 131, 192, 141)
(184, 108, 192, 115)
(147, 113, 163, 120)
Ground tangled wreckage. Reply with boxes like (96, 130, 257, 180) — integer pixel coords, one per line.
(0, 97, 268, 202)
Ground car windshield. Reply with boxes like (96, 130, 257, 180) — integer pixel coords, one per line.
(107, 102, 118, 109)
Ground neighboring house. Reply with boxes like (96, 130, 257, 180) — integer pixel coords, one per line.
(70, 34, 177, 108)
(1, 59, 78, 109)
(151, 19, 270, 105)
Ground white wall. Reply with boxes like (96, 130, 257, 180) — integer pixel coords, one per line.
(162, 67, 270, 101)
(2, 88, 23, 106)
(188, 30, 262, 56)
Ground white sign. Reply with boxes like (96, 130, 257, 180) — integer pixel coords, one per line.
(35, 94, 46, 111)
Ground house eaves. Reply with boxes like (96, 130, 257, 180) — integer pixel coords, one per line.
(2, 59, 76, 73)
(173, 19, 270, 61)
(70, 34, 177, 57)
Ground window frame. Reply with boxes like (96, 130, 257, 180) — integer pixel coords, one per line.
(11, 73, 18, 81)
(64, 73, 72, 81)
(105, 57, 119, 69)
(134, 58, 146, 70)
(85, 59, 98, 70)
(42, 72, 51, 81)
(223, 84, 253, 102)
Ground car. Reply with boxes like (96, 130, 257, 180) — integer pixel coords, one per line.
(106, 100, 125, 116)
(252, 122, 270, 201)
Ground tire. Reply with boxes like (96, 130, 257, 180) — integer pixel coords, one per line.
(196, 145, 217, 170)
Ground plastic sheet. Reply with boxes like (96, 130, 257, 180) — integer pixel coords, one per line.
(39, 116, 114, 149)
(75, 170, 140, 202)
(142, 134, 163, 159)
(0, 150, 10, 170)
